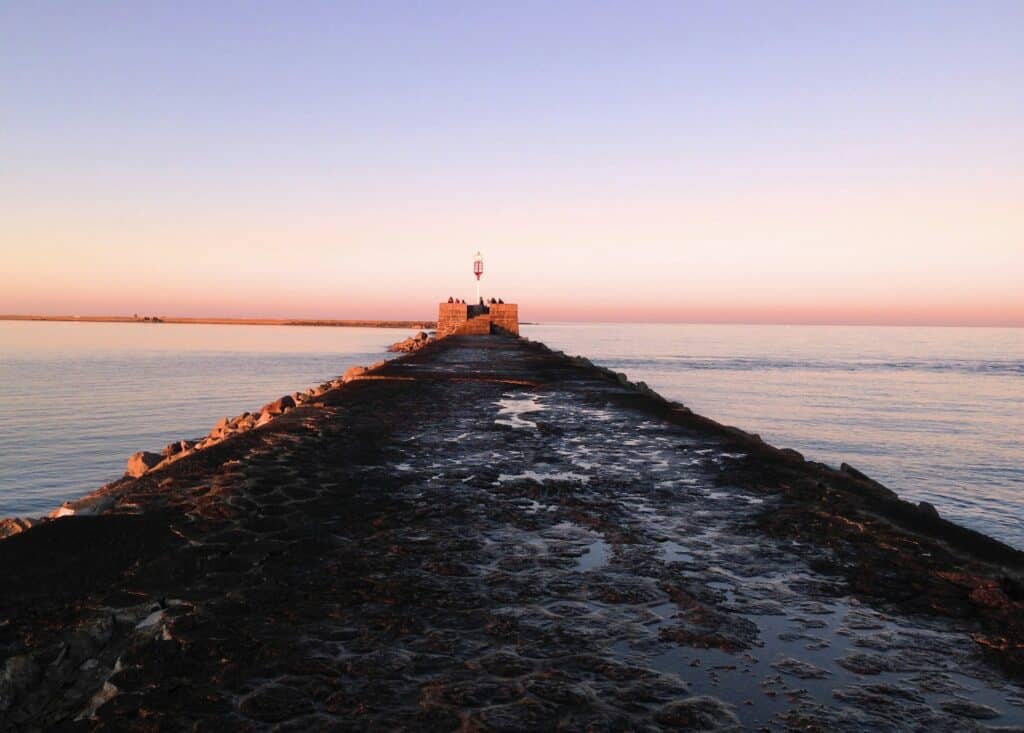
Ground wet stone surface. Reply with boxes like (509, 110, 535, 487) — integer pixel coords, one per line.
(0, 334, 1022, 731)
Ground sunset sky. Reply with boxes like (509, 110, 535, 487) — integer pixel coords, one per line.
(2, 2, 1022, 325)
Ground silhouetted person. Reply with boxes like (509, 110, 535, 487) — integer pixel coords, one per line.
(447, 296, 454, 303)
(498, 298, 504, 304)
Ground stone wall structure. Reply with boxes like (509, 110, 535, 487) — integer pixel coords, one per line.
(436, 302, 518, 337)
(489, 303, 519, 334)
(437, 303, 470, 336)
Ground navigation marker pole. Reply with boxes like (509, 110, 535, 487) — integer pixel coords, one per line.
(473, 251, 484, 303)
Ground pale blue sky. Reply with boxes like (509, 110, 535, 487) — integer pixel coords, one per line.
(2, 2, 1022, 323)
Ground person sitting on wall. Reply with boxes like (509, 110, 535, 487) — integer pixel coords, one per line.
(498, 298, 504, 304)
(447, 296, 454, 303)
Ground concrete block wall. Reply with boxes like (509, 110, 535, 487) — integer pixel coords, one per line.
(459, 315, 492, 335)
(437, 303, 469, 336)
(436, 302, 518, 337)
(489, 304, 519, 335)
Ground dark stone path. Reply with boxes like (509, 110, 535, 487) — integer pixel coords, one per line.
(1, 335, 1022, 731)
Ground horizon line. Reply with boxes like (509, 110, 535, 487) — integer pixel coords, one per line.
(1, 313, 1021, 330)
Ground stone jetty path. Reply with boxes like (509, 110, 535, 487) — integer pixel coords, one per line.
(2, 335, 1022, 731)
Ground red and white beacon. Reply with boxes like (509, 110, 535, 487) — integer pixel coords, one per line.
(473, 251, 484, 302)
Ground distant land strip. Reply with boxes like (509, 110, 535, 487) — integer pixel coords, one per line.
(0, 314, 435, 329)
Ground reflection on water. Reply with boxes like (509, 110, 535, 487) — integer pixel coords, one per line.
(0, 321, 416, 516)
(523, 323, 1024, 549)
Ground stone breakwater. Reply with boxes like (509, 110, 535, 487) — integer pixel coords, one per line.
(387, 331, 435, 354)
(1, 334, 1023, 731)
(0, 363, 385, 539)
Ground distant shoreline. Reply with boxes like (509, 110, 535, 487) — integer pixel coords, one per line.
(0, 314, 435, 329)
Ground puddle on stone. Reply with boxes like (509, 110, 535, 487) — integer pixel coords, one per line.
(496, 470, 590, 484)
(706, 489, 764, 505)
(377, 355, 1023, 731)
(661, 540, 696, 564)
(576, 537, 611, 571)
(623, 586, 1024, 730)
(579, 407, 617, 422)
(495, 393, 544, 429)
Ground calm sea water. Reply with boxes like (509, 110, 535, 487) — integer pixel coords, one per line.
(522, 324, 1023, 549)
(1, 321, 1021, 549)
(0, 321, 415, 517)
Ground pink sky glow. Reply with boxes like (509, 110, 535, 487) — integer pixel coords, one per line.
(3, 4, 1022, 327)
(2, 183, 1022, 326)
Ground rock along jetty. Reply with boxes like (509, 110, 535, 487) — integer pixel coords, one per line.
(1, 334, 1022, 731)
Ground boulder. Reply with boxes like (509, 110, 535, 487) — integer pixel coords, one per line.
(262, 395, 296, 416)
(0, 517, 36, 540)
(73, 494, 116, 516)
(77, 682, 118, 722)
(389, 333, 435, 352)
(126, 451, 163, 477)
(840, 462, 876, 483)
(342, 366, 367, 382)
(918, 501, 940, 519)
(47, 503, 75, 519)
(779, 448, 805, 463)
(840, 462, 898, 499)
